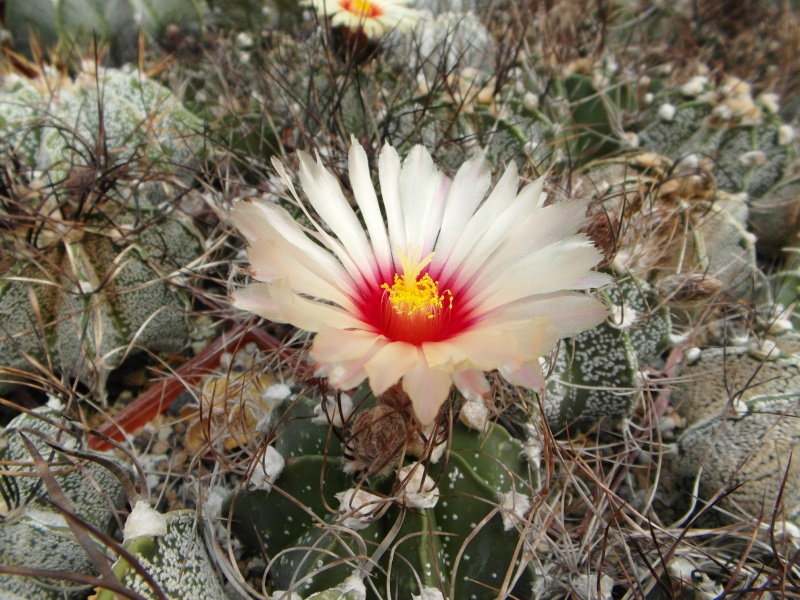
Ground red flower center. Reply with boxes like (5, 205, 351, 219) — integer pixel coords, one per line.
(357, 250, 473, 345)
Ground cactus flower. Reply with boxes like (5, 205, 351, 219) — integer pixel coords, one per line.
(231, 139, 609, 425)
(307, 0, 421, 39)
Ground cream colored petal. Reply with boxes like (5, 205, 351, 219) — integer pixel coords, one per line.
(435, 161, 519, 281)
(474, 201, 590, 279)
(246, 240, 357, 312)
(443, 172, 544, 287)
(499, 361, 545, 390)
(466, 241, 604, 313)
(379, 142, 406, 264)
(363, 341, 420, 396)
(268, 279, 365, 332)
(272, 155, 377, 290)
(432, 150, 491, 267)
(403, 359, 453, 426)
(452, 369, 490, 402)
(316, 355, 370, 391)
(231, 283, 287, 323)
(298, 152, 380, 287)
(349, 137, 392, 278)
(312, 327, 385, 363)
(424, 317, 559, 374)
(423, 327, 525, 373)
(481, 293, 609, 339)
(399, 144, 450, 256)
(231, 200, 352, 288)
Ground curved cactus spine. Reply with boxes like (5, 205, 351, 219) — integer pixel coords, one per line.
(0, 64, 207, 395)
(0, 401, 131, 598)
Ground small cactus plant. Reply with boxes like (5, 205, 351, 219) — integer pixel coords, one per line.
(0, 399, 131, 598)
(0, 63, 207, 395)
(4, 0, 205, 64)
(544, 272, 672, 432)
(222, 392, 539, 599)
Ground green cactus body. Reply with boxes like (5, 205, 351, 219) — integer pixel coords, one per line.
(224, 397, 537, 599)
(636, 79, 799, 256)
(5, 0, 204, 64)
(100, 510, 226, 600)
(0, 402, 130, 597)
(671, 340, 800, 434)
(0, 66, 205, 393)
(558, 73, 637, 166)
(671, 394, 800, 521)
(544, 274, 671, 432)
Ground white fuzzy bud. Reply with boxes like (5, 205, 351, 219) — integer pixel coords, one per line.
(123, 500, 167, 541)
(399, 464, 440, 509)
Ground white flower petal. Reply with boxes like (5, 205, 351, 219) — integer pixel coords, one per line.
(451, 368, 490, 402)
(435, 161, 519, 280)
(379, 142, 407, 261)
(481, 293, 609, 338)
(403, 358, 453, 425)
(364, 341, 420, 395)
(245, 239, 356, 311)
(473, 201, 590, 279)
(400, 145, 449, 256)
(231, 282, 285, 323)
(298, 152, 380, 287)
(235, 279, 363, 332)
(313, 327, 385, 362)
(231, 199, 353, 291)
(349, 137, 392, 278)
(499, 361, 546, 390)
(467, 240, 605, 312)
(432, 150, 491, 264)
(448, 173, 546, 288)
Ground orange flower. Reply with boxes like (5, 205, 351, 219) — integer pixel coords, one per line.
(231, 139, 609, 425)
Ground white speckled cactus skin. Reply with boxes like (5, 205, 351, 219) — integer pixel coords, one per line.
(0, 65, 206, 394)
(544, 273, 671, 432)
(0, 403, 131, 598)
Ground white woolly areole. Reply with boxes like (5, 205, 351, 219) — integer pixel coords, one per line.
(759, 92, 780, 113)
(251, 446, 285, 489)
(46, 394, 65, 411)
(681, 75, 708, 96)
(779, 124, 796, 146)
(338, 575, 367, 600)
(499, 490, 531, 531)
(336, 489, 384, 530)
(399, 464, 440, 509)
(123, 500, 167, 541)
(459, 397, 490, 432)
(412, 587, 445, 600)
(657, 103, 676, 121)
(522, 425, 544, 470)
(407, 422, 446, 463)
(263, 383, 292, 407)
(312, 394, 354, 428)
(609, 305, 639, 329)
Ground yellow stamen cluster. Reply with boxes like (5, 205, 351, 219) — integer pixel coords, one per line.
(382, 249, 450, 319)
